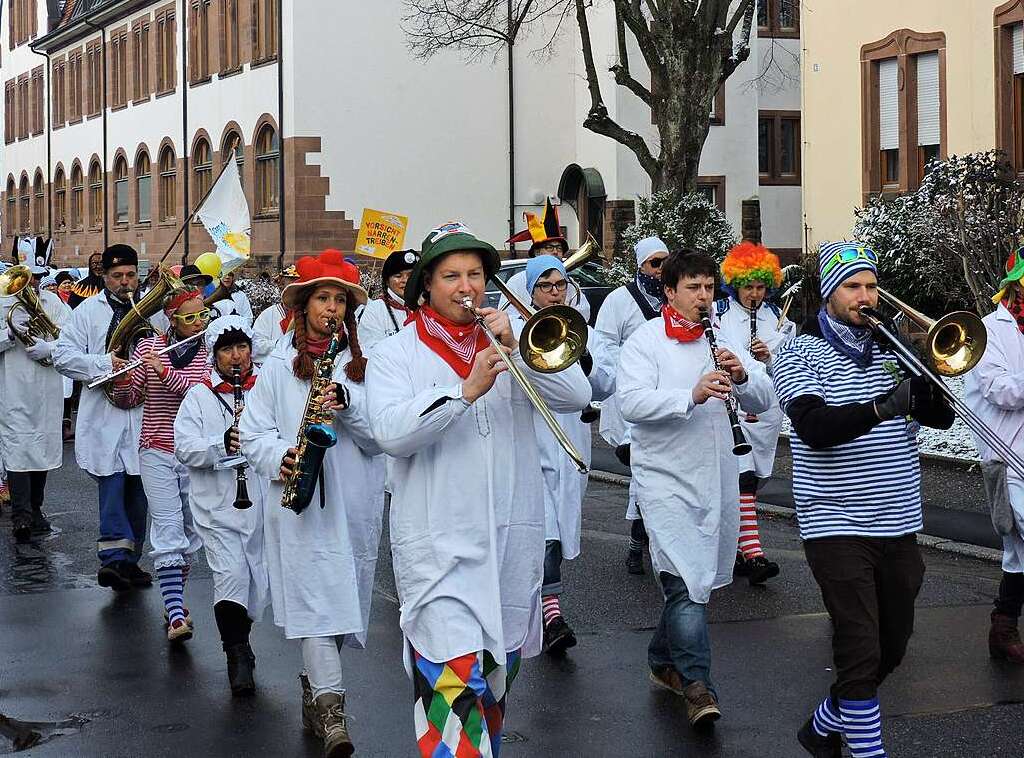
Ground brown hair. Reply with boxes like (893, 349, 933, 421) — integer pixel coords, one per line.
(291, 288, 367, 383)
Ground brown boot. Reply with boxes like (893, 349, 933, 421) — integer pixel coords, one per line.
(682, 681, 721, 729)
(314, 692, 353, 758)
(989, 611, 1024, 663)
(299, 674, 319, 736)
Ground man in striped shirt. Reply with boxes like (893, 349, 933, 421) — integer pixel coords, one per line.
(772, 242, 953, 758)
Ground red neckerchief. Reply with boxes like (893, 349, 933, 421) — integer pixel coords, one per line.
(305, 336, 331, 357)
(662, 304, 704, 343)
(1003, 294, 1024, 336)
(414, 305, 488, 379)
(385, 292, 415, 326)
(279, 307, 294, 334)
(204, 370, 257, 394)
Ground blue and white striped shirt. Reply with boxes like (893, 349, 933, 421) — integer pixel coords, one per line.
(772, 334, 923, 540)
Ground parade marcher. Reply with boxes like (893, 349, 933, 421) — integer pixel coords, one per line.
(356, 249, 418, 355)
(508, 255, 614, 656)
(964, 248, 1024, 666)
(715, 242, 796, 584)
(594, 236, 670, 575)
(618, 251, 774, 729)
(113, 286, 212, 643)
(0, 261, 72, 543)
(500, 199, 592, 322)
(772, 242, 953, 758)
(53, 244, 152, 591)
(67, 252, 105, 308)
(366, 222, 591, 757)
(209, 269, 255, 326)
(240, 249, 384, 757)
(54, 270, 77, 304)
(175, 315, 270, 693)
(252, 265, 299, 364)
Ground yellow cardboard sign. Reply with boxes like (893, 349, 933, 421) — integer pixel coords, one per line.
(355, 209, 408, 260)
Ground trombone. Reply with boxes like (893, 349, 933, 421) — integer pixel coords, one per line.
(860, 288, 1024, 479)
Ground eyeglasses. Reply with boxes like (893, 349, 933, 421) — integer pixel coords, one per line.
(646, 256, 668, 269)
(535, 280, 569, 294)
(821, 246, 878, 278)
(536, 243, 563, 253)
(172, 309, 211, 325)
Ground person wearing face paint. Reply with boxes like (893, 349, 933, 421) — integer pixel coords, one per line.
(507, 255, 614, 658)
(772, 242, 953, 758)
(356, 248, 419, 355)
(239, 249, 384, 758)
(174, 315, 269, 696)
(715, 242, 797, 585)
(366, 222, 591, 758)
(112, 282, 213, 645)
(617, 251, 774, 730)
(594, 236, 671, 575)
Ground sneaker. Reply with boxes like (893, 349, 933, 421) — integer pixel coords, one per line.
(747, 555, 780, 586)
(682, 682, 721, 729)
(97, 561, 132, 592)
(626, 548, 645, 575)
(797, 717, 843, 757)
(543, 617, 578, 656)
(167, 618, 193, 643)
(648, 666, 685, 695)
(13, 524, 32, 544)
(734, 552, 751, 577)
(126, 563, 153, 587)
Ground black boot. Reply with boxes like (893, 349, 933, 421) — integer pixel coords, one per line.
(625, 548, 645, 575)
(225, 643, 256, 696)
(797, 717, 842, 757)
(747, 555, 780, 586)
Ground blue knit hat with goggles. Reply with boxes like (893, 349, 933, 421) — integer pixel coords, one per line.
(819, 241, 878, 300)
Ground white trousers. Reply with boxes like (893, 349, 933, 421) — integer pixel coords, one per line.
(141, 448, 202, 569)
(302, 635, 346, 699)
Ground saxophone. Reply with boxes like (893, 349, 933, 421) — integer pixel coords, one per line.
(280, 318, 342, 514)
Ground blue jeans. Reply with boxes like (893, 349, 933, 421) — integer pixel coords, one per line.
(95, 472, 148, 566)
(648, 572, 715, 696)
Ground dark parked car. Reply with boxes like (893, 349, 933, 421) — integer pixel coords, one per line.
(484, 259, 613, 324)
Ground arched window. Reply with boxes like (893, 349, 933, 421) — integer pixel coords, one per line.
(89, 160, 104, 228)
(53, 169, 66, 230)
(33, 170, 44, 234)
(114, 156, 129, 225)
(222, 130, 243, 188)
(136, 151, 152, 223)
(70, 163, 84, 229)
(5, 178, 15, 237)
(255, 124, 279, 216)
(193, 137, 212, 205)
(19, 176, 30, 234)
(159, 146, 176, 222)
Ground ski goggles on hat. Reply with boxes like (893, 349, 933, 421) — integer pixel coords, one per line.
(172, 308, 211, 325)
(821, 246, 878, 278)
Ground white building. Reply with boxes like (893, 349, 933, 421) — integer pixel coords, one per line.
(1, 1, 801, 270)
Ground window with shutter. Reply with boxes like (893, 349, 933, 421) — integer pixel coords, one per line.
(877, 58, 899, 188)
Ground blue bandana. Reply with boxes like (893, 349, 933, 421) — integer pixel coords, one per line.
(636, 271, 665, 306)
(818, 307, 874, 368)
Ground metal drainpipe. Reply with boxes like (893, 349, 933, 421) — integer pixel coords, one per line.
(276, 0, 286, 269)
(28, 45, 52, 241)
(84, 19, 108, 250)
(181, 0, 190, 264)
(507, 1, 516, 258)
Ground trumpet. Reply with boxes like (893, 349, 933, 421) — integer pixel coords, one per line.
(0, 265, 61, 366)
(699, 308, 752, 456)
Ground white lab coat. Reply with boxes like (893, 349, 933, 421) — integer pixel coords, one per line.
(239, 334, 385, 642)
(252, 303, 287, 364)
(617, 318, 774, 603)
(499, 269, 592, 323)
(0, 290, 71, 471)
(174, 369, 270, 615)
(715, 298, 797, 478)
(52, 291, 145, 477)
(357, 293, 410, 356)
(366, 324, 591, 665)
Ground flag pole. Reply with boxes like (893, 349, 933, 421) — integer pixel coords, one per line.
(158, 137, 242, 265)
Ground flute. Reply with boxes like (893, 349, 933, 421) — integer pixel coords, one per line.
(230, 367, 253, 510)
(87, 330, 207, 388)
(698, 309, 752, 456)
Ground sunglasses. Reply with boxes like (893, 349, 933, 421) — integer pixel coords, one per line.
(646, 256, 668, 269)
(535, 280, 569, 294)
(172, 308, 211, 325)
(821, 247, 878, 278)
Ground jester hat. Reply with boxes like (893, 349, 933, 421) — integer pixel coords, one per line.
(720, 242, 783, 298)
(506, 198, 568, 255)
(993, 245, 1024, 304)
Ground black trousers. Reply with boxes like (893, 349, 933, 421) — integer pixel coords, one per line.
(7, 470, 48, 529)
(803, 534, 925, 702)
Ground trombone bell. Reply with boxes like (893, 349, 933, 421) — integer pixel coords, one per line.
(520, 305, 589, 373)
(927, 311, 987, 376)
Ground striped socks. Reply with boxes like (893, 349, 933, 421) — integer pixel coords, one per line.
(738, 493, 764, 559)
(542, 595, 562, 625)
(840, 697, 887, 757)
(811, 696, 843, 737)
(157, 566, 186, 626)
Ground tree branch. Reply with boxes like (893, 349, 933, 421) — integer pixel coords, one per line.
(611, 6, 652, 106)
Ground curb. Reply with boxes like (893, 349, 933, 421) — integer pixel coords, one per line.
(589, 470, 1002, 564)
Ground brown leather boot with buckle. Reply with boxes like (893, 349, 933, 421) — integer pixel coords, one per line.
(314, 692, 353, 758)
(989, 611, 1024, 663)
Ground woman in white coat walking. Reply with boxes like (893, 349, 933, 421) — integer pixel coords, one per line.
(174, 315, 269, 695)
(240, 249, 384, 758)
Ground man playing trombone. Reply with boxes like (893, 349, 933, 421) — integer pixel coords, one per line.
(366, 222, 590, 757)
(772, 242, 953, 758)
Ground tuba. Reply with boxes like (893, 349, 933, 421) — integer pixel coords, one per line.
(0, 265, 61, 367)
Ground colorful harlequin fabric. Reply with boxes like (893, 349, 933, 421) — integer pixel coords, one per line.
(412, 647, 522, 758)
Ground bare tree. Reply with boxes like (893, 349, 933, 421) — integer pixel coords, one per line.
(403, 0, 758, 196)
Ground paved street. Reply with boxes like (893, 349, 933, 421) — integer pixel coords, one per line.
(1, 447, 1022, 756)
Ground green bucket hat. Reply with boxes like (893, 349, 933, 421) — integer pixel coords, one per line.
(404, 221, 501, 309)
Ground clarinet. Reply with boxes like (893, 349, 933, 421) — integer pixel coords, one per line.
(231, 367, 253, 510)
(699, 309, 752, 456)
(746, 300, 761, 424)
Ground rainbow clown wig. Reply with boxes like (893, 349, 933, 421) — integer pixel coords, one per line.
(720, 242, 783, 298)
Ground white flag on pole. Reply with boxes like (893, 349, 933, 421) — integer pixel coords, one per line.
(195, 158, 251, 274)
